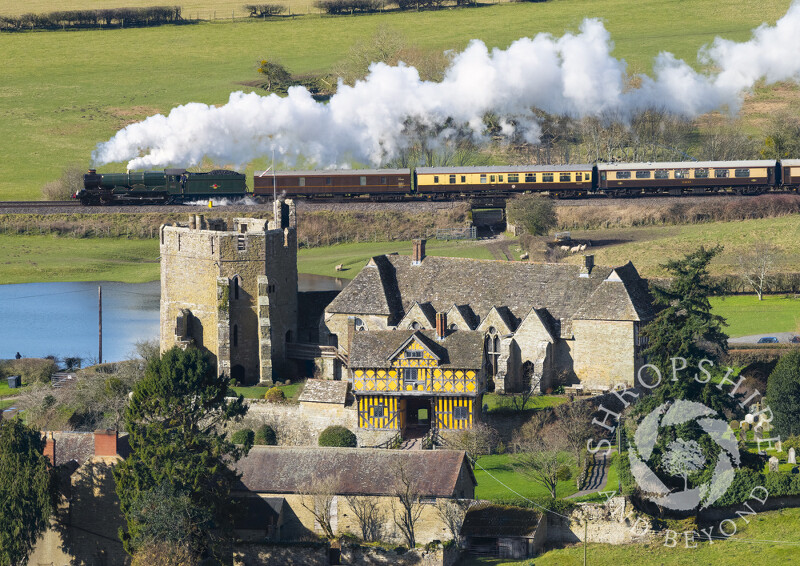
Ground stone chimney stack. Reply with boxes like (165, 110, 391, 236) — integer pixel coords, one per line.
(435, 312, 447, 340)
(412, 239, 426, 265)
(94, 429, 118, 457)
(43, 432, 55, 464)
(580, 254, 594, 278)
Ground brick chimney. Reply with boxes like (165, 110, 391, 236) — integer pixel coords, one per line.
(412, 239, 426, 265)
(43, 432, 55, 464)
(579, 254, 594, 278)
(94, 429, 118, 457)
(435, 312, 447, 340)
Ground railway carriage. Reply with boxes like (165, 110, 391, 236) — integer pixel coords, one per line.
(779, 159, 800, 190)
(415, 165, 594, 197)
(253, 169, 412, 199)
(597, 161, 776, 196)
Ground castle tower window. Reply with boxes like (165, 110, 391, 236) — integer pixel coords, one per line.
(486, 329, 500, 377)
(237, 235, 246, 251)
(233, 324, 238, 347)
(232, 276, 240, 300)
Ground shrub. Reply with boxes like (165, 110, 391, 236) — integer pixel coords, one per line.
(263, 387, 285, 403)
(254, 424, 277, 445)
(506, 194, 557, 237)
(231, 428, 255, 446)
(245, 3, 287, 16)
(2, 358, 57, 385)
(315, 0, 384, 14)
(318, 425, 357, 447)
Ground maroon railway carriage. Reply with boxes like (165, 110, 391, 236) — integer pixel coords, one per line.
(596, 161, 777, 195)
(253, 169, 412, 199)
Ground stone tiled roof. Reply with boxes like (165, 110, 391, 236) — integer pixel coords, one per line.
(298, 379, 350, 404)
(460, 503, 542, 538)
(326, 254, 624, 326)
(234, 447, 475, 497)
(349, 330, 484, 369)
(573, 262, 654, 322)
(50, 432, 95, 466)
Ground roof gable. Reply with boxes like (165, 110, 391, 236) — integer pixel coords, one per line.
(388, 331, 441, 362)
(396, 302, 437, 330)
(477, 306, 516, 335)
(446, 304, 477, 330)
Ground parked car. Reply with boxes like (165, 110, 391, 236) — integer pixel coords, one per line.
(757, 337, 779, 343)
(790, 335, 800, 344)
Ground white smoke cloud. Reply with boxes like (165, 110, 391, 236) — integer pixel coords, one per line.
(93, 3, 800, 170)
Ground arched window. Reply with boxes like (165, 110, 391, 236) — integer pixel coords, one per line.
(486, 329, 500, 377)
(233, 324, 238, 347)
(411, 321, 421, 330)
(232, 276, 240, 300)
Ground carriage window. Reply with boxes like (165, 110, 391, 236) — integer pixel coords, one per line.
(461, 175, 466, 183)
(674, 169, 689, 179)
(480, 175, 487, 183)
(325, 177, 332, 185)
(735, 168, 750, 178)
(616, 171, 631, 179)
(498, 175, 504, 182)
(454, 406, 468, 420)
(542, 173, 554, 182)
(560, 173, 571, 182)
(449, 174, 456, 184)
(636, 171, 651, 179)
(298, 177, 305, 186)
(433, 176, 439, 184)
(575, 173, 582, 181)
(508, 174, 519, 183)
(490, 175, 496, 182)
(654, 170, 669, 179)
(360, 176, 367, 186)
(380, 176, 386, 184)
(525, 173, 536, 182)
(695, 169, 709, 178)
(714, 169, 729, 178)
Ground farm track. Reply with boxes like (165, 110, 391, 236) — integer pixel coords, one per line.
(0, 194, 759, 214)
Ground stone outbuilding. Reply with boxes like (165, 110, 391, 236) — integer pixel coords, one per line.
(461, 503, 546, 559)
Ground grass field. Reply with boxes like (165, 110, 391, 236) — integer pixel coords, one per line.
(564, 215, 800, 278)
(711, 295, 800, 337)
(232, 380, 304, 399)
(473, 453, 580, 501)
(0, 0, 793, 199)
(482, 393, 567, 413)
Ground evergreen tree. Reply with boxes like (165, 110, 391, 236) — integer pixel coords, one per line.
(0, 419, 54, 566)
(638, 245, 731, 412)
(113, 347, 248, 559)
(765, 350, 800, 437)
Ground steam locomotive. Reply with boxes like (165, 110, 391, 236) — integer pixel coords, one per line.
(76, 159, 800, 205)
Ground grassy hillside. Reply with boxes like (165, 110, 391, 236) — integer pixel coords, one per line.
(0, 0, 792, 199)
(711, 295, 800, 337)
(563, 214, 800, 277)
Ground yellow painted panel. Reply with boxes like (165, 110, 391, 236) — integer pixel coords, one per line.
(466, 371, 475, 379)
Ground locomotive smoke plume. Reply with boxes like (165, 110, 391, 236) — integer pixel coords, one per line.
(94, 2, 800, 170)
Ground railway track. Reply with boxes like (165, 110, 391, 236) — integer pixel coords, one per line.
(0, 200, 81, 208)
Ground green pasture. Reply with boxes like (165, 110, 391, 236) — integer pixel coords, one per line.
(711, 294, 800, 337)
(231, 380, 304, 399)
(482, 392, 567, 413)
(473, 453, 580, 501)
(0, 0, 792, 199)
(565, 215, 800, 278)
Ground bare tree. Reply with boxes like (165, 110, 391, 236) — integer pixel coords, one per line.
(344, 495, 384, 542)
(299, 475, 340, 539)
(738, 240, 779, 300)
(552, 401, 595, 467)
(445, 423, 499, 462)
(391, 462, 424, 548)
(434, 498, 471, 542)
(512, 417, 573, 499)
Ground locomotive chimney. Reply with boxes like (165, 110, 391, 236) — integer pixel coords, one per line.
(435, 312, 447, 340)
(412, 239, 426, 265)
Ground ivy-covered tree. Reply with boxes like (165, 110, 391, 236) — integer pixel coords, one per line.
(0, 419, 54, 566)
(638, 245, 731, 412)
(765, 350, 800, 437)
(113, 347, 248, 560)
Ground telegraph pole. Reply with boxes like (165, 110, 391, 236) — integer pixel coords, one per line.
(98, 285, 103, 364)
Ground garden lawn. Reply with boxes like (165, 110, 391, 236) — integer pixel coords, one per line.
(711, 294, 800, 337)
(473, 453, 579, 501)
(0, 0, 792, 199)
(482, 393, 567, 413)
(232, 380, 305, 401)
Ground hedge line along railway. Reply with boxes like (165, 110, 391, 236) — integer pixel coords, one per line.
(53, 159, 800, 206)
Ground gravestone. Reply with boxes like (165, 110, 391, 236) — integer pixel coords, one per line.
(776, 440, 783, 453)
(790, 448, 797, 464)
(769, 456, 780, 473)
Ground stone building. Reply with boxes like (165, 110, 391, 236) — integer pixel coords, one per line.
(233, 446, 476, 544)
(322, 240, 653, 415)
(159, 200, 298, 385)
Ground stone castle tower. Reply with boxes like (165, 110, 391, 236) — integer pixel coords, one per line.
(159, 200, 298, 385)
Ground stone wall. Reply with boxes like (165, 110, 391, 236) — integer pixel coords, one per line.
(546, 497, 649, 546)
(234, 543, 460, 566)
(243, 401, 366, 446)
(572, 320, 637, 389)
